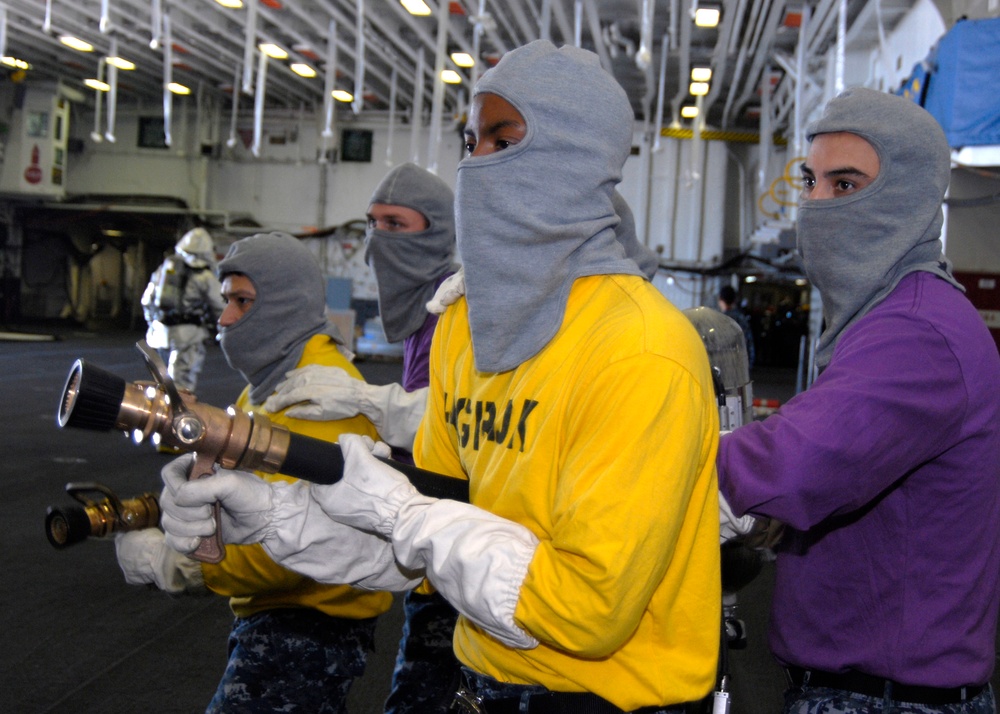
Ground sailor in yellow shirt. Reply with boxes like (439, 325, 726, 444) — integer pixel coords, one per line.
(156, 42, 721, 713)
(115, 231, 391, 714)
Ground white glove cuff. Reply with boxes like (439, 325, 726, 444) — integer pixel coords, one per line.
(159, 547, 206, 594)
(719, 491, 757, 544)
(392, 499, 540, 650)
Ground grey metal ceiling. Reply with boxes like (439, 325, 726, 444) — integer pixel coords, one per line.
(4, 0, 916, 137)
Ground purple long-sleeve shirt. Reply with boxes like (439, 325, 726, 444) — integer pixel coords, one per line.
(719, 272, 1000, 687)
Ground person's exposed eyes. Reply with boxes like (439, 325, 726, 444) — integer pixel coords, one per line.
(464, 136, 477, 156)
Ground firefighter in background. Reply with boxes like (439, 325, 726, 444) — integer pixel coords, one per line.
(141, 227, 226, 394)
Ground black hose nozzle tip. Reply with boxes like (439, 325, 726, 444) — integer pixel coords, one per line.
(45, 505, 93, 549)
(57, 359, 127, 432)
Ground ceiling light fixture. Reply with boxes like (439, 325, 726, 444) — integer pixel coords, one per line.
(332, 89, 354, 102)
(215, 0, 243, 6)
(106, 56, 136, 70)
(441, 69, 462, 84)
(259, 43, 288, 59)
(400, 0, 432, 16)
(691, 66, 712, 82)
(694, 6, 721, 27)
(84, 78, 110, 91)
(59, 35, 94, 52)
(689, 81, 710, 96)
(450, 52, 475, 68)
(2, 57, 31, 70)
(290, 63, 316, 78)
(680, 105, 699, 119)
(168, 82, 191, 95)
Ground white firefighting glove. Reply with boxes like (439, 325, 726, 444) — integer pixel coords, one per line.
(114, 528, 206, 595)
(719, 491, 758, 544)
(263, 365, 427, 451)
(157, 454, 421, 590)
(425, 267, 466, 315)
(313, 434, 539, 649)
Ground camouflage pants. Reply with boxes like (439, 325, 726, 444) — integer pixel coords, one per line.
(383, 590, 463, 714)
(783, 683, 996, 714)
(206, 608, 377, 714)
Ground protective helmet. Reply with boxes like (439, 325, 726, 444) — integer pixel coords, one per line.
(176, 227, 215, 267)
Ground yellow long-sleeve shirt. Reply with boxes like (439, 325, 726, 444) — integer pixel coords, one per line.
(416, 274, 721, 710)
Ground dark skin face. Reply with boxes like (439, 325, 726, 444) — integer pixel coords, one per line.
(463, 92, 528, 157)
(800, 132, 881, 201)
(218, 273, 256, 327)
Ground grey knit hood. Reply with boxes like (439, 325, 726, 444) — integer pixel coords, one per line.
(797, 87, 962, 370)
(364, 163, 456, 343)
(217, 232, 344, 405)
(457, 40, 642, 373)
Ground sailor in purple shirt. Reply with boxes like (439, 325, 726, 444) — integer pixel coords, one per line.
(719, 88, 1000, 713)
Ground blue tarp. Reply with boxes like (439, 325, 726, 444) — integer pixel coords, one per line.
(921, 17, 1000, 148)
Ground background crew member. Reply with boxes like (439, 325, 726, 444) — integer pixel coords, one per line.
(141, 227, 225, 394)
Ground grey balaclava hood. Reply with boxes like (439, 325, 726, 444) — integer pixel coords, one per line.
(613, 190, 659, 280)
(457, 40, 642, 373)
(217, 231, 343, 405)
(798, 86, 962, 370)
(364, 163, 456, 343)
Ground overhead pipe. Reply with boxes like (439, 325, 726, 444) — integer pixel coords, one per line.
(548, 0, 575, 46)
(574, 0, 583, 46)
(149, 0, 161, 48)
(226, 62, 241, 149)
(385, 66, 398, 166)
(105, 37, 119, 142)
(539, 0, 552, 41)
(723, 0, 785, 130)
(668, 0, 692, 128)
(43, 0, 52, 33)
(636, 0, 654, 71)
(471, 0, 486, 87)
(582, 0, 613, 72)
(100, 0, 111, 34)
(720, 0, 765, 127)
(91, 58, 105, 143)
(319, 19, 337, 164)
(410, 50, 425, 165)
(352, 0, 365, 115)
(701, 0, 740, 124)
(652, 33, 668, 152)
(793, 4, 810, 163)
(0, 6, 6, 65)
(835, 0, 846, 93)
(242, 0, 258, 95)
(162, 12, 173, 147)
(251, 48, 268, 157)
(426, 0, 449, 175)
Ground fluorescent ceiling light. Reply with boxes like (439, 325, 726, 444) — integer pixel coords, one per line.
(215, 0, 243, 6)
(680, 106, 699, 119)
(106, 56, 136, 70)
(168, 82, 191, 95)
(694, 7, 721, 27)
(332, 89, 354, 102)
(60, 35, 94, 52)
(450, 52, 475, 68)
(290, 63, 316, 78)
(2, 57, 31, 70)
(441, 69, 462, 84)
(691, 66, 712, 82)
(259, 43, 288, 59)
(689, 81, 710, 96)
(84, 78, 110, 91)
(400, 0, 432, 16)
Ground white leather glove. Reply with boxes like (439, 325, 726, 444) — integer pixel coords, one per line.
(314, 434, 538, 649)
(263, 365, 427, 451)
(115, 529, 206, 594)
(158, 454, 422, 590)
(719, 491, 758, 544)
(426, 267, 466, 315)
(159, 454, 275, 553)
(311, 433, 422, 537)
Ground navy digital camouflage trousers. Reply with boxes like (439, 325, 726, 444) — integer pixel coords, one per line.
(383, 590, 464, 713)
(206, 608, 377, 714)
(784, 684, 996, 714)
